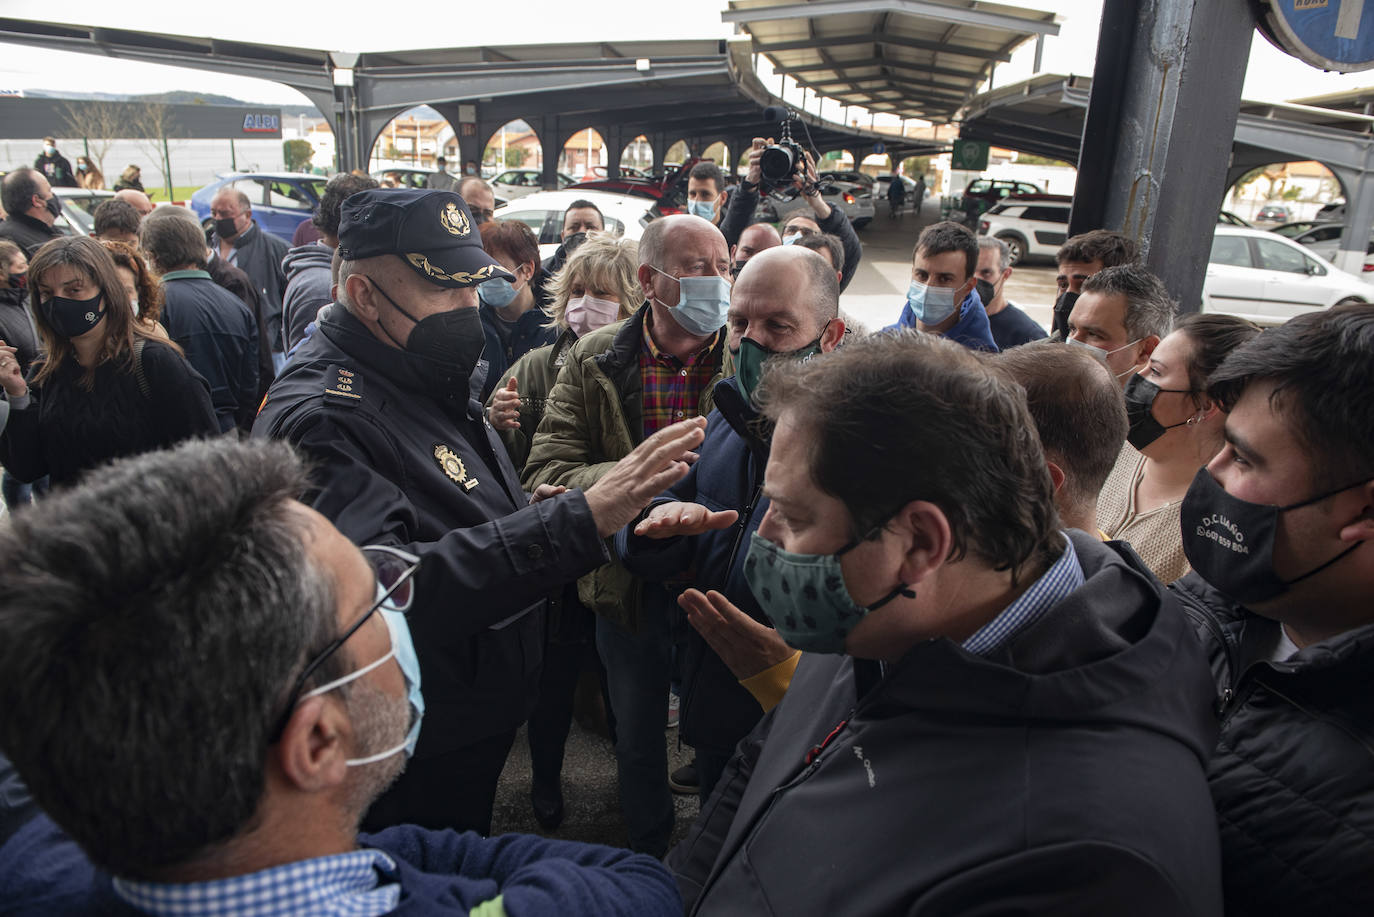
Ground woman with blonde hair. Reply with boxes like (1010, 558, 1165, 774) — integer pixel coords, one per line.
(484, 232, 639, 832)
(112, 164, 145, 193)
(0, 236, 217, 490)
(75, 156, 105, 190)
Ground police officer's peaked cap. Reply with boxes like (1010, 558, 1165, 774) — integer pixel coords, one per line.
(337, 188, 514, 289)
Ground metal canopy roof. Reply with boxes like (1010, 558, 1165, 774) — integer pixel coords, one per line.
(723, 0, 1058, 122)
(0, 18, 944, 170)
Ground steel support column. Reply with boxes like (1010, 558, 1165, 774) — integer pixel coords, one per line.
(1069, 0, 1256, 312)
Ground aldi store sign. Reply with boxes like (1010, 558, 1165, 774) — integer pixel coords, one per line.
(243, 113, 281, 133)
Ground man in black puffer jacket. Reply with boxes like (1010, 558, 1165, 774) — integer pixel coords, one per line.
(1170, 303, 1374, 916)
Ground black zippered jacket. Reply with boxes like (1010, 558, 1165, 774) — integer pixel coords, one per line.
(1173, 571, 1374, 916)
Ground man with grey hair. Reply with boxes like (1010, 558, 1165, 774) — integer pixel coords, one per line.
(976, 236, 1045, 350)
(254, 189, 706, 838)
(1067, 262, 1176, 386)
(210, 187, 289, 371)
(524, 213, 732, 856)
(617, 245, 845, 804)
(141, 208, 259, 434)
(0, 438, 681, 915)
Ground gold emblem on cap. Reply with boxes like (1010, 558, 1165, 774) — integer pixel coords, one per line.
(434, 444, 479, 491)
(441, 201, 470, 237)
(404, 254, 502, 285)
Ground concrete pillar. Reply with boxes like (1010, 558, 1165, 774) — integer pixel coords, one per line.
(540, 114, 560, 190)
(1332, 165, 1374, 275)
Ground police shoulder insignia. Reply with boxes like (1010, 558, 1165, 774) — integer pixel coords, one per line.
(323, 365, 363, 407)
(434, 443, 480, 492)
(440, 201, 471, 237)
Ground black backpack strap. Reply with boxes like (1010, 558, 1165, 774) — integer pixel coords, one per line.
(133, 339, 151, 400)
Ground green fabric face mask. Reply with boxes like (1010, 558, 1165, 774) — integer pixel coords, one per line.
(733, 332, 826, 405)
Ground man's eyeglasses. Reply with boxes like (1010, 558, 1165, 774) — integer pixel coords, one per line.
(269, 545, 421, 742)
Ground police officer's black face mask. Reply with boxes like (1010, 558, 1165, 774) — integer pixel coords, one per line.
(369, 277, 486, 399)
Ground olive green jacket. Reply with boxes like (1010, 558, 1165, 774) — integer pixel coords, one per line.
(522, 302, 723, 631)
(487, 327, 578, 473)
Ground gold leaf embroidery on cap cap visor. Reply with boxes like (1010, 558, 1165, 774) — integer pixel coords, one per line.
(404, 255, 500, 285)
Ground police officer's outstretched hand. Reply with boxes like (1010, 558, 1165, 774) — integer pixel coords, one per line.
(585, 416, 706, 537)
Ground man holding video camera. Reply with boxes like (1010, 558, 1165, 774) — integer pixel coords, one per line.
(720, 134, 863, 292)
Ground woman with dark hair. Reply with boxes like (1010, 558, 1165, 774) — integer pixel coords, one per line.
(1097, 312, 1262, 582)
(0, 236, 217, 490)
(100, 239, 165, 329)
(476, 219, 557, 401)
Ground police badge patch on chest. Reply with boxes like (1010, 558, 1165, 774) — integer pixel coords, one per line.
(434, 444, 479, 492)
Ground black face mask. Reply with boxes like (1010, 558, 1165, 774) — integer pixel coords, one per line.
(371, 279, 487, 402)
(41, 291, 105, 338)
(8, 272, 25, 291)
(1052, 289, 1079, 339)
(44, 196, 62, 219)
(214, 217, 241, 240)
(1181, 468, 1369, 606)
(730, 260, 747, 278)
(1124, 374, 1196, 450)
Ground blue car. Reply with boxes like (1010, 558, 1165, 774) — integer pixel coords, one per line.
(190, 172, 329, 243)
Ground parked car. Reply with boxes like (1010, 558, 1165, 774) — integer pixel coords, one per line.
(190, 172, 329, 242)
(977, 195, 1072, 265)
(51, 187, 117, 236)
(873, 174, 918, 201)
(1254, 203, 1293, 223)
(493, 189, 657, 260)
(489, 169, 576, 200)
(1202, 226, 1368, 325)
(1284, 222, 1374, 275)
(372, 167, 435, 189)
(1317, 200, 1345, 221)
(570, 158, 704, 214)
(585, 165, 649, 179)
(773, 181, 876, 229)
(818, 170, 875, 188)
(951, 178, 1043, 227)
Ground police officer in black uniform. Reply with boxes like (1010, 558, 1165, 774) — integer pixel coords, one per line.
(253, 188, 706, 836)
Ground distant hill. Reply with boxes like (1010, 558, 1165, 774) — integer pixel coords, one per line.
(21, 88, 323, 119)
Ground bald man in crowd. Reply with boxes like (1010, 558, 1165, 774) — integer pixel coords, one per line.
(729, 223, 781, 277)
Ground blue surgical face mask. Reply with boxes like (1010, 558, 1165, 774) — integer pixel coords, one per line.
(687, 199, 717, 220)
(743, 529, 914, 655)
(651, 264, 731, 336)
(478, 276, 520, 308)
(905, 279, 962, 326)
(304, 605, 424, 765)
(782, 233, 802, 245)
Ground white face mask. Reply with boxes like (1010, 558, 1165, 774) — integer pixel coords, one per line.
(130, 297, 140, 316)
(1066, 335, 1143, 379)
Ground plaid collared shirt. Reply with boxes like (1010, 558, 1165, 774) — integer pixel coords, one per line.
(111, 849, 400, 917)
(639, 310, 721, 438)
(961, 533, 1085, 656)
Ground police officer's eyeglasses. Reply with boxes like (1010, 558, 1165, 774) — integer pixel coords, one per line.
(269, 545, 421, 742)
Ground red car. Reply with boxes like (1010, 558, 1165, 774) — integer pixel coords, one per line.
(569, 157, 706, 215)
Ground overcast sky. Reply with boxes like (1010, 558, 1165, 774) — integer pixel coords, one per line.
(1, 0, 1370, 113)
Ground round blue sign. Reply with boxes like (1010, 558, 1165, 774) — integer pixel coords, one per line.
(873, 141, 886, 155)
(1260, 0, 1374, 72)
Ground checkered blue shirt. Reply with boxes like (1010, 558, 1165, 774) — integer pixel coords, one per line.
(961, 533, 1084, 656)
(111, 849, 400, 917)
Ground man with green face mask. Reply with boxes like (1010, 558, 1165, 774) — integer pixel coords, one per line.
(616, 246, 844, 803)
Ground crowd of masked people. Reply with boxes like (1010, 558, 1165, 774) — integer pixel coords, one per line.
(0, 129, 1370, 917)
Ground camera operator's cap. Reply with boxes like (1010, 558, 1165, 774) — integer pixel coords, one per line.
(337, 188, 513, 288)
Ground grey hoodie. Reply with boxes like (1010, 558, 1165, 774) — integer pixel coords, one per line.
(279, 242, 333, 354)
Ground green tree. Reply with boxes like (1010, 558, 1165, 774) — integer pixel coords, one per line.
(901, 155, 931, 177)
(1013, 152, 1071, 167)
(283, 139, 313, 172)
(504, 147, 528, 168)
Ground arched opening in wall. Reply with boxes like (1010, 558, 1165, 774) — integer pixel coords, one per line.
(482, 119, 544, 191)
(701, 141, 730, 170)
(1224, 159, 1342, 226)
(559, 127, 609, 180)
(621, 135, 654, 176)
(665, 140, 690, 167)
(368, 108, 454, 188)
(858, 152, 894, 180)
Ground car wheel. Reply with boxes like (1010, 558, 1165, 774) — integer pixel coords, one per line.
(996, 233, 1028, 266)
(1336, 297, 1367, 306)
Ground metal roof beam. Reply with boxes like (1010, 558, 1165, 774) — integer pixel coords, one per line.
(800, 78, 968, 103)
(756, 32, 1011, 62)
(723, 0, 1058, 36)
(780, 58, 976, 82)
